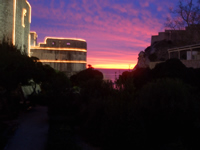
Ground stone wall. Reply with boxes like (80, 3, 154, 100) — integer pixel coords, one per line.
(0, 0, 31, 53)
(14, 0, 31, 53)
(151, 26, 200, 45)
(0, 0, 14, 43)
(149, 61, 164, 69)
(40, 38, 87, 49)
(31, 38, 87, 77)
(151, 30, 186, 45)
(30, 32, 37, 46)
(181, 60, 200, 69)
(31, 50, 86, 61)
(41, 62, 86, 77)
(149, 60, 200, 69)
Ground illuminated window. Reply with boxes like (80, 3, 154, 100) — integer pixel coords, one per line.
(52, 41, 55, 46)
(22, 8, 27, 28)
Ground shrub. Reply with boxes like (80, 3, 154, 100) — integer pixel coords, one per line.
(135, 78, 200, 149)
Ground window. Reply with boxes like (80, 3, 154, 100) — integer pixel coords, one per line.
(67, 43, 70, 45)
(52, 41, 55, 46)
(22, 8, 27, 28)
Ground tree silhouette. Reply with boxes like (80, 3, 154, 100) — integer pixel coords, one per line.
(165, 0, 200, 45)
(0, 41, 36, 90)
(165, 0, 200, 29)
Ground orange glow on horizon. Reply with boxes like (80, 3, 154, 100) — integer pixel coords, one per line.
(91, 64, 136, 69)
(39, 60, 87, 63)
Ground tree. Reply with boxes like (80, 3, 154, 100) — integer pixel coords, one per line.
(70, 68, 103, 87)
(135, 78, 200, 149)
(165, 0, 200, 29)
(0, 41, 36, 90)
(87, 64, 94, 69)
(165, 0, 200, 44)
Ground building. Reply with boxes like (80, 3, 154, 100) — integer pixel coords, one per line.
(0, 0, 31, 53)
(136, 25, 200, 69)
(30, 31, 37, 47)
(0, 0, 87, 76)
(148, 44, 200, 69)
(31, 37, 87, 77)
(151, 30, 184, 45)
(151, 25, 200, 45)
(167, 44, 200, 68)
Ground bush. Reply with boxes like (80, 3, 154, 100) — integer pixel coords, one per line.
(135, 78, 200, 149)
(148, 52, 157, 61)
(70, 68, 103, 87)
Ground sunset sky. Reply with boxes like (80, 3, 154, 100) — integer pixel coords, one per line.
(28, 0, 179, 69)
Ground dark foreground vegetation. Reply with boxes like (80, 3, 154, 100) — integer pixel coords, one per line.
(0, 41, 69, 149)
(47, 59, 200, 150)
(1, 41, 200, 150)
(0, 41, 36, 149)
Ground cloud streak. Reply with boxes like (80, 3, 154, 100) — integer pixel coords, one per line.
(29, 0, 179, 69)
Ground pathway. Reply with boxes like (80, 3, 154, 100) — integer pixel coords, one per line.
(4, 106, 49, 150)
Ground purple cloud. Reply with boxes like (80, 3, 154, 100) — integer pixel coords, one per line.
(29, 0, 179, 69)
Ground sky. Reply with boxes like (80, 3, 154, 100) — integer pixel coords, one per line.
(28, 0, 179, 69)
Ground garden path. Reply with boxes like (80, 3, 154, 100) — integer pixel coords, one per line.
(4, 106, 49, 150)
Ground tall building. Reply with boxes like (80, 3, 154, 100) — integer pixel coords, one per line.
(0, 0, 87, 76)
(0, 0, 31, 53)
(30, 31, 37, 47)
(31, 37, 87, 77)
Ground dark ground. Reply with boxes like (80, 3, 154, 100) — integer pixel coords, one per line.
(4, 106, 49, 150)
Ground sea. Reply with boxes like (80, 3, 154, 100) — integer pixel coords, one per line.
(96, 68, 130, 82)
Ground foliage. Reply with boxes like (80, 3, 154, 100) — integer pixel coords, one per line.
(78, 77, 200, 149)
(0, 41, 36, 90)
(152, 58, 187, 78)
(48, 59, 200, 150)
(70, 68, 103, 87)
(0, 41, 35, 149)
(118, 59, 200, 90)
(117, 67, 151, 90)
(165, 0, 200, 29)
(165, 0, 200, 44)
(135, 78, 200, 149)
(152, 59, 200, 87)
(148, 52, 157, 61)
(41, 67, 70, 93)
(0, 41, 72, 149)
(47, 121, 81, 150)
(0, 40, 70, 91)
